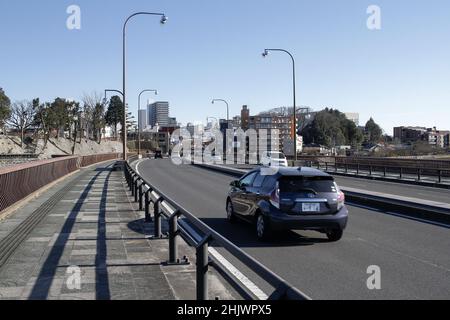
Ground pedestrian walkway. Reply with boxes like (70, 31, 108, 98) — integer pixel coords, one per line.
(0, 161, 236, 300)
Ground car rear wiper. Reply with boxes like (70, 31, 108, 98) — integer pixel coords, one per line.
(294, 188, 318, 195)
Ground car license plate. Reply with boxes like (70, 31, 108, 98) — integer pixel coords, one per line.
(302, 203, 321, 213)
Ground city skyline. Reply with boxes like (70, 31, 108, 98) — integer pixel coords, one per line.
(1, 0, 449, 135)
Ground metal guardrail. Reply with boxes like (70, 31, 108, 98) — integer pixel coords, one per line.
(123, 161, 311, 301)
(294, 155, 450, 170)
(301, 161, 450, 184)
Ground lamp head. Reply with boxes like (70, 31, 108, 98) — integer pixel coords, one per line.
(154, 90, 158, 95)
(262, 50, 269, 58)
(160, 15, 168, 25)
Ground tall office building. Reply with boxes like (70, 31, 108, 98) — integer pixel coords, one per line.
(147, 101, 170, 127)
(138, 109, 147, 132)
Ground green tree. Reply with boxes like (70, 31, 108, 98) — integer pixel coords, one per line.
(105, 95, 124, 140)
(365, 118, 383, 143)
(301, 108, 363, 148)
(33, 99, 51, 144)
(50, 98, 70, 139)
(0, 88, 11, 134)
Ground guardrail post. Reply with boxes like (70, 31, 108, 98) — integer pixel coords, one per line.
(438, 170, 442, 183)
(384, 166, 387, 177)
(145, 189, 152, 222)
(357, 164, 360, 175)
(369, 166, 372, 176)
(154, 197, 163, 238)
(130, 174, 136, 192)
(139, 183, 144, 211)
(134, 178, 139, 202)
(345, 163, 348, 173)
(417, 168, 421, 181)
(125, 167, 130, 186)
(400, 167, 403, 179)
(196, 235, 212, 301)
(168, 210, 182, 264)
(325, 162, 328, 171)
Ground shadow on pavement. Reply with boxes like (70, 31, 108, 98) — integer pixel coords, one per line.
(200, 218, 329, 248)
(29, 165, 113, 300)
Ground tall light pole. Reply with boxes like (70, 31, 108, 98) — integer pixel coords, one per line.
(262, 48, 298, 161)
(104, 89, 124, 101)
(211, 99, 230, 128)
(138, 89, 158, 157)
(122, 12, 168, 161)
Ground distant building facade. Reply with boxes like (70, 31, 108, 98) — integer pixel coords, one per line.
(344, 113, 360, 126)
(147, 101, 170, 127)
(138, 109, 147, 132)
(394, 126, 450, 148)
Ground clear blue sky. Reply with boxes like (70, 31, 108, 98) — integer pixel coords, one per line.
(1, 0, 449, 134)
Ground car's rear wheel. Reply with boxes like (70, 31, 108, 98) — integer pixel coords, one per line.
(326, 229, 343, 242)
(256, 214, 272, 241)
(226, 201, 236, 223)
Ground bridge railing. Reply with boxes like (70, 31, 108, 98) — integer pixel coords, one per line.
(299, 160, 450, 184)
(0, 153, 120, 214)
(124, 161, 311, 301)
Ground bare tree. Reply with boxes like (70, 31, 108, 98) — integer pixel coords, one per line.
(82, 92, 103, 140)
(7, 101, 36, 147)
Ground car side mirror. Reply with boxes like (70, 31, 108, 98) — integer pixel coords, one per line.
(230, 180, 240, 188)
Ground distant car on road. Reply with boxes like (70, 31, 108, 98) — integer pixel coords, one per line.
(260, 151, 288, 167)
(154, 150, 163, 159)
(226, 167, 348, 241)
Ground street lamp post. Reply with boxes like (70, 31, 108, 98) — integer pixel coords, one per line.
(138, 89, 158, 157)
(104, 89, 124, 102)
(122, 12, 168, 161)
(211, 99, 230, 128)
(262, 48, 298, 161)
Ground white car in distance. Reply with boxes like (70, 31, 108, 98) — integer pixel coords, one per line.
(260, 151, 289, 167)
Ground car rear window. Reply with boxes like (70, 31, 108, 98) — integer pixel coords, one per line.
(279, 176, 337, 193)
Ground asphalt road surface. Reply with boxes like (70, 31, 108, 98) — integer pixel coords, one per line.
(136, 159, 450, 300)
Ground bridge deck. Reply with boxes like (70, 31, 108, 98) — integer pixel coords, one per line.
(0, 162, 233, 300)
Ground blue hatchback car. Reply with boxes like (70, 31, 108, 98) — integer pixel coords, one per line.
(227, 167, 349, 241)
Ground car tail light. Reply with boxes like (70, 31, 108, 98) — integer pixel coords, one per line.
(337, 191, 345, 210)
(270, 182, 280, 209)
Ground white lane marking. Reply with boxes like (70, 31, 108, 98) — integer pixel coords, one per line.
(135, 159, 145, 176)
(208, 247, 269, 300)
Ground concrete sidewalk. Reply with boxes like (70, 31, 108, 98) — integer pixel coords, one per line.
(0, 161, 236, 300)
